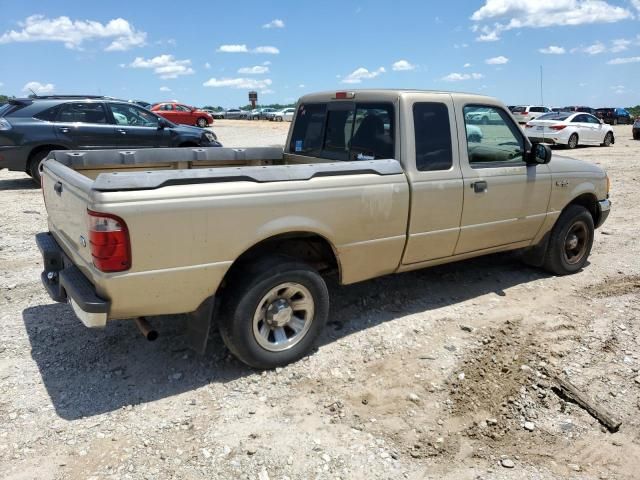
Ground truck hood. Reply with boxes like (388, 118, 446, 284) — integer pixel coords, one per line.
(548, 154, 605, 177)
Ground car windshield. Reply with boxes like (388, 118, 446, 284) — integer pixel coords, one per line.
(537, 113, 570, 121)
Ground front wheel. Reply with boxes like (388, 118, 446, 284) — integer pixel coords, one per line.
(219, 256, 329, 369)
(567, 133, 578, 149)
(196, 117, 208, 128)
(601, 132, 613, 146)
(543, 205, 594, 275)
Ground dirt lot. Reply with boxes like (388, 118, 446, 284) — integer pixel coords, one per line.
(1, 121, 639, 480)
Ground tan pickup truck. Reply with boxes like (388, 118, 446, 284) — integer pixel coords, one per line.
(36, 90, 611, 368)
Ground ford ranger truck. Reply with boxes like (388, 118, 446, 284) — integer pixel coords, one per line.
(36, 90, 611, 369)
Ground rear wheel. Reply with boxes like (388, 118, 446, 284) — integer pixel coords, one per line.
(196, 117, 208, 128)
(567, 133, 579, 149)
(543, 205, 594, 275)
(219, 255, 329, 369)
(601, 131, 613, 147)
(28, 149, 51, 185)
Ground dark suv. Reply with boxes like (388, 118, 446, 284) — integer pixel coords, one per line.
(0, 96, 221, 184)
(595, 107, 632, 125)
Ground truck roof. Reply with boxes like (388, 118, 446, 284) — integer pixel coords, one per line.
(298, 89, 497, 103)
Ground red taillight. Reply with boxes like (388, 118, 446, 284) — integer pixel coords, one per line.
(550, 125, 567, 131)
(87, 210, 131, 272)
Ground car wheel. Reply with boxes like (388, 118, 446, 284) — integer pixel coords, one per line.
(601, 131, 613, 147)
(543, 205, 594, 276)
(28, 149, 51, 185)
(567, 133, 578, 149)
(196, 117, 208, 128)
(219, 255, 329, 369)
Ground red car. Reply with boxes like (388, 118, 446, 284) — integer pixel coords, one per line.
(151, 102, 214, 128)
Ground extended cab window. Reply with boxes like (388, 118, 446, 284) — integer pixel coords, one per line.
(289, 102, 394, 161)
(463, 105, 524, 166)
(413, 102, 452, 171)
(57, 102, 108, 124)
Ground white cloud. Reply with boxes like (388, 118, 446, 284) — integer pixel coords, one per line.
(217, 44, 248, 53)
(238, 65, 269, 74)
(607, 56, 640, 64)
(392, 59, 416, 71)
(253, 46, 279, 54)
(129, 55, 194, 79)
(159, 86, 171, 92)
(0, 15, 146, 51)
(463, 63, 472, 68)
(539, 45, 566, 54)
(203, 77, 273, 89)
(442, 72, 484, 82)
(471, 1, 632, 42)
(341, 66, 386, 84)
(217, 44, 279, 54)
(485, 55, 509, 64)
(22, 81, 55, 94)
(262, 19, 285, 29)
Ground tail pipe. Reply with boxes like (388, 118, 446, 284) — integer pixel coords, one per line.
(134, 317, 158, 341)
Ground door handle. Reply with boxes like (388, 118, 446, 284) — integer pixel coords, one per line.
(116, 129, 127, 135)
(471, 181, 488, 193)
(58, 127, 70, 133)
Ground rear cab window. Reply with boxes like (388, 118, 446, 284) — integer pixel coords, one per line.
(289, 102, 395, 161)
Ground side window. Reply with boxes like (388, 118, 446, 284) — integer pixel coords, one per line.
(413, 102, 452, 171)
(109, 103, 159, 127)
(289, 103, 327, 156)
(463, 105, 524, 166)
(57, 102, 107, 124)
(349, 103, 395, 160)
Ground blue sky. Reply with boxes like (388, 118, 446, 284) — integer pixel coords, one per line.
(1, 0, 639, 108)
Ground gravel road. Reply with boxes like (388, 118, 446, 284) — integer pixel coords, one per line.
(1, 121, 639, 479)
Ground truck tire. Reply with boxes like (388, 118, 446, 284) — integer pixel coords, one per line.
(219, 255, 329, 369)
(543, 205, 594, 276)
(28, 149, 51, 185)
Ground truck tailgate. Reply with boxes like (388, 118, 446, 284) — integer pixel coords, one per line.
(42, 160, 95, 269)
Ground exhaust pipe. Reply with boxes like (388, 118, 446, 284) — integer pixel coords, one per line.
(134, 317, 158, 341)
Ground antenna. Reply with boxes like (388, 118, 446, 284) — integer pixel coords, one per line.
(540, 65, 544, 106)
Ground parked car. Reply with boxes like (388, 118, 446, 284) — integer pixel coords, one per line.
(270, 108, 296, 122)
(35, 89, 610, 369)
(0, 95, 221, 184)
(563, 106, 596, 115)
(595, 107, 632, 125)
(151, 102, 214, 128)
(633, 118, 640, 140)
(464, 107, 502, 124)
(511, 105, 551, 124)
(218, 108, 249, 120)
(251, 108, 277, 120)
(525, 112, 614, 149)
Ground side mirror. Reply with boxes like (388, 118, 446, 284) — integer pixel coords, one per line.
(527, 142, 552, 164)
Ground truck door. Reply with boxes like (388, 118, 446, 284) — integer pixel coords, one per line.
(401, 95, 465, 264)
(454, 104, 551, 254)
(53, 102, 118, 149)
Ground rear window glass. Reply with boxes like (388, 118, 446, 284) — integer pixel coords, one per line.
(413, 102, 452, 171)
(289, 102, 394, 161)
(58, 102, 108, 124)
(537, 112, 570, 121)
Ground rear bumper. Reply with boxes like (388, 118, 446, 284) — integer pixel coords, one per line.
(596, 199, 611, 229)
(36, 232, 110, 328)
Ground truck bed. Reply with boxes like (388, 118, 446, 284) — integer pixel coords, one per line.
(46, 147, 402, 190)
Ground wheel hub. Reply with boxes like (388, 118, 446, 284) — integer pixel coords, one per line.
(265, 299, 293, 327)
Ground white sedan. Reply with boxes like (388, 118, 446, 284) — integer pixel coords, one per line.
(524, 112, 614, 149)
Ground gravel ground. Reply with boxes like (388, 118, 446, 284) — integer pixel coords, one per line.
(1, 121, 639, 480)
